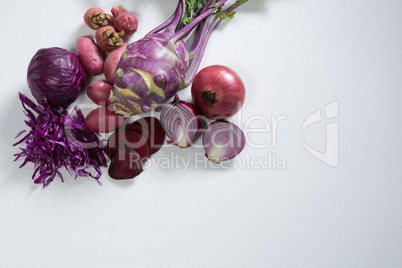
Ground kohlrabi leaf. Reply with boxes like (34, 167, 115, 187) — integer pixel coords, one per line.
(183, 0, 207, 25)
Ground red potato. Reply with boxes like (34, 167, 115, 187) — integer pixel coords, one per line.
(87, 80, 112, 105)
(104, 43, 128, 83)
(75, 36, 104, 76)
(85, 106, 125, 133)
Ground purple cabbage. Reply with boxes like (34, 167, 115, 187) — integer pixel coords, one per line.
(27, 47, 86, 109)
(110, 0, 249, 116)
(13, 93, 108, 187)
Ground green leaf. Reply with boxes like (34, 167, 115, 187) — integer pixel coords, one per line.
(197, 1, 205, 9)
(183, 0, 207, 24)
(183, 17, 194, 25)
(221, 11, 236, 19)
(213, 6, 223, 18)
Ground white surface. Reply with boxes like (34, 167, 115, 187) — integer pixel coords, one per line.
(1, 0, 402, 267)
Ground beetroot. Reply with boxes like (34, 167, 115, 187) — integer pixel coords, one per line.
(107, 128, 149, 159)
(124, 123, 152, 155)
(95, 26, 124, 52)
(111, 5, 138, 37)
(108, 149, 143, 180)
(106, 116, 165, 180)
(83, 7, 113, 30)
(107, 127, 149, 180)
(130, 117, 165, 155)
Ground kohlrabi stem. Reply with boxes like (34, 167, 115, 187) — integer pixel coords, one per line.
(184, 0, 249, 86)
(169, 0, 227, 43)
(182, 24, 199, 44)
(180, 0, 213, 43)
(184, 18, 220, 86)
(221, 0, 249, 17)
(148, 1, 182, 34)
(204, 0, 216, 11)
(185, 0, 215, 50)
(188, 15, 211, 55)
(166, 0, 185, 33)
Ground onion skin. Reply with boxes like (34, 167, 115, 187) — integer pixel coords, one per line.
(191, 65, 245, 119)
(203, 121, 246, 164)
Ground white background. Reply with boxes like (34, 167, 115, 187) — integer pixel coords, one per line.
(1, 0, 402, 267)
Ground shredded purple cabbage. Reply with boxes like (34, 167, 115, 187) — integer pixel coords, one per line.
(13, 93, 108, 187)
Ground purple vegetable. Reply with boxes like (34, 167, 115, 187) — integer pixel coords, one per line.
(13, 93, 108, 187)
(160, 94, 205, 148)
(126, 117, 166, 155)
(106, 116, 166, 180)
(110, 0, 249, 116)
(27, 47, 86, 109)
(203, 121, 245, 164)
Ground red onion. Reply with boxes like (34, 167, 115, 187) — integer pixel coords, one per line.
(191, 65, 245, 119)
(203, 121, 246, 164)
(160, 94, 205, 148)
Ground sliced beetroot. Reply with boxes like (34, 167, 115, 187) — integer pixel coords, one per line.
(130, 117, 165, 155)
(107, 128, 149, 159)
(125, 121, 152, 154)
(108, 148, 143, 180)
(144, 117, 165, 154)
(106, 116, 165, 181)
(106, 130, 120, 157)
(125, 130, 149, 158)
(107, 131, 148, 180)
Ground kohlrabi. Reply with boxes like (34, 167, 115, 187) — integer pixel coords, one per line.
(110, 0, 248, 117)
